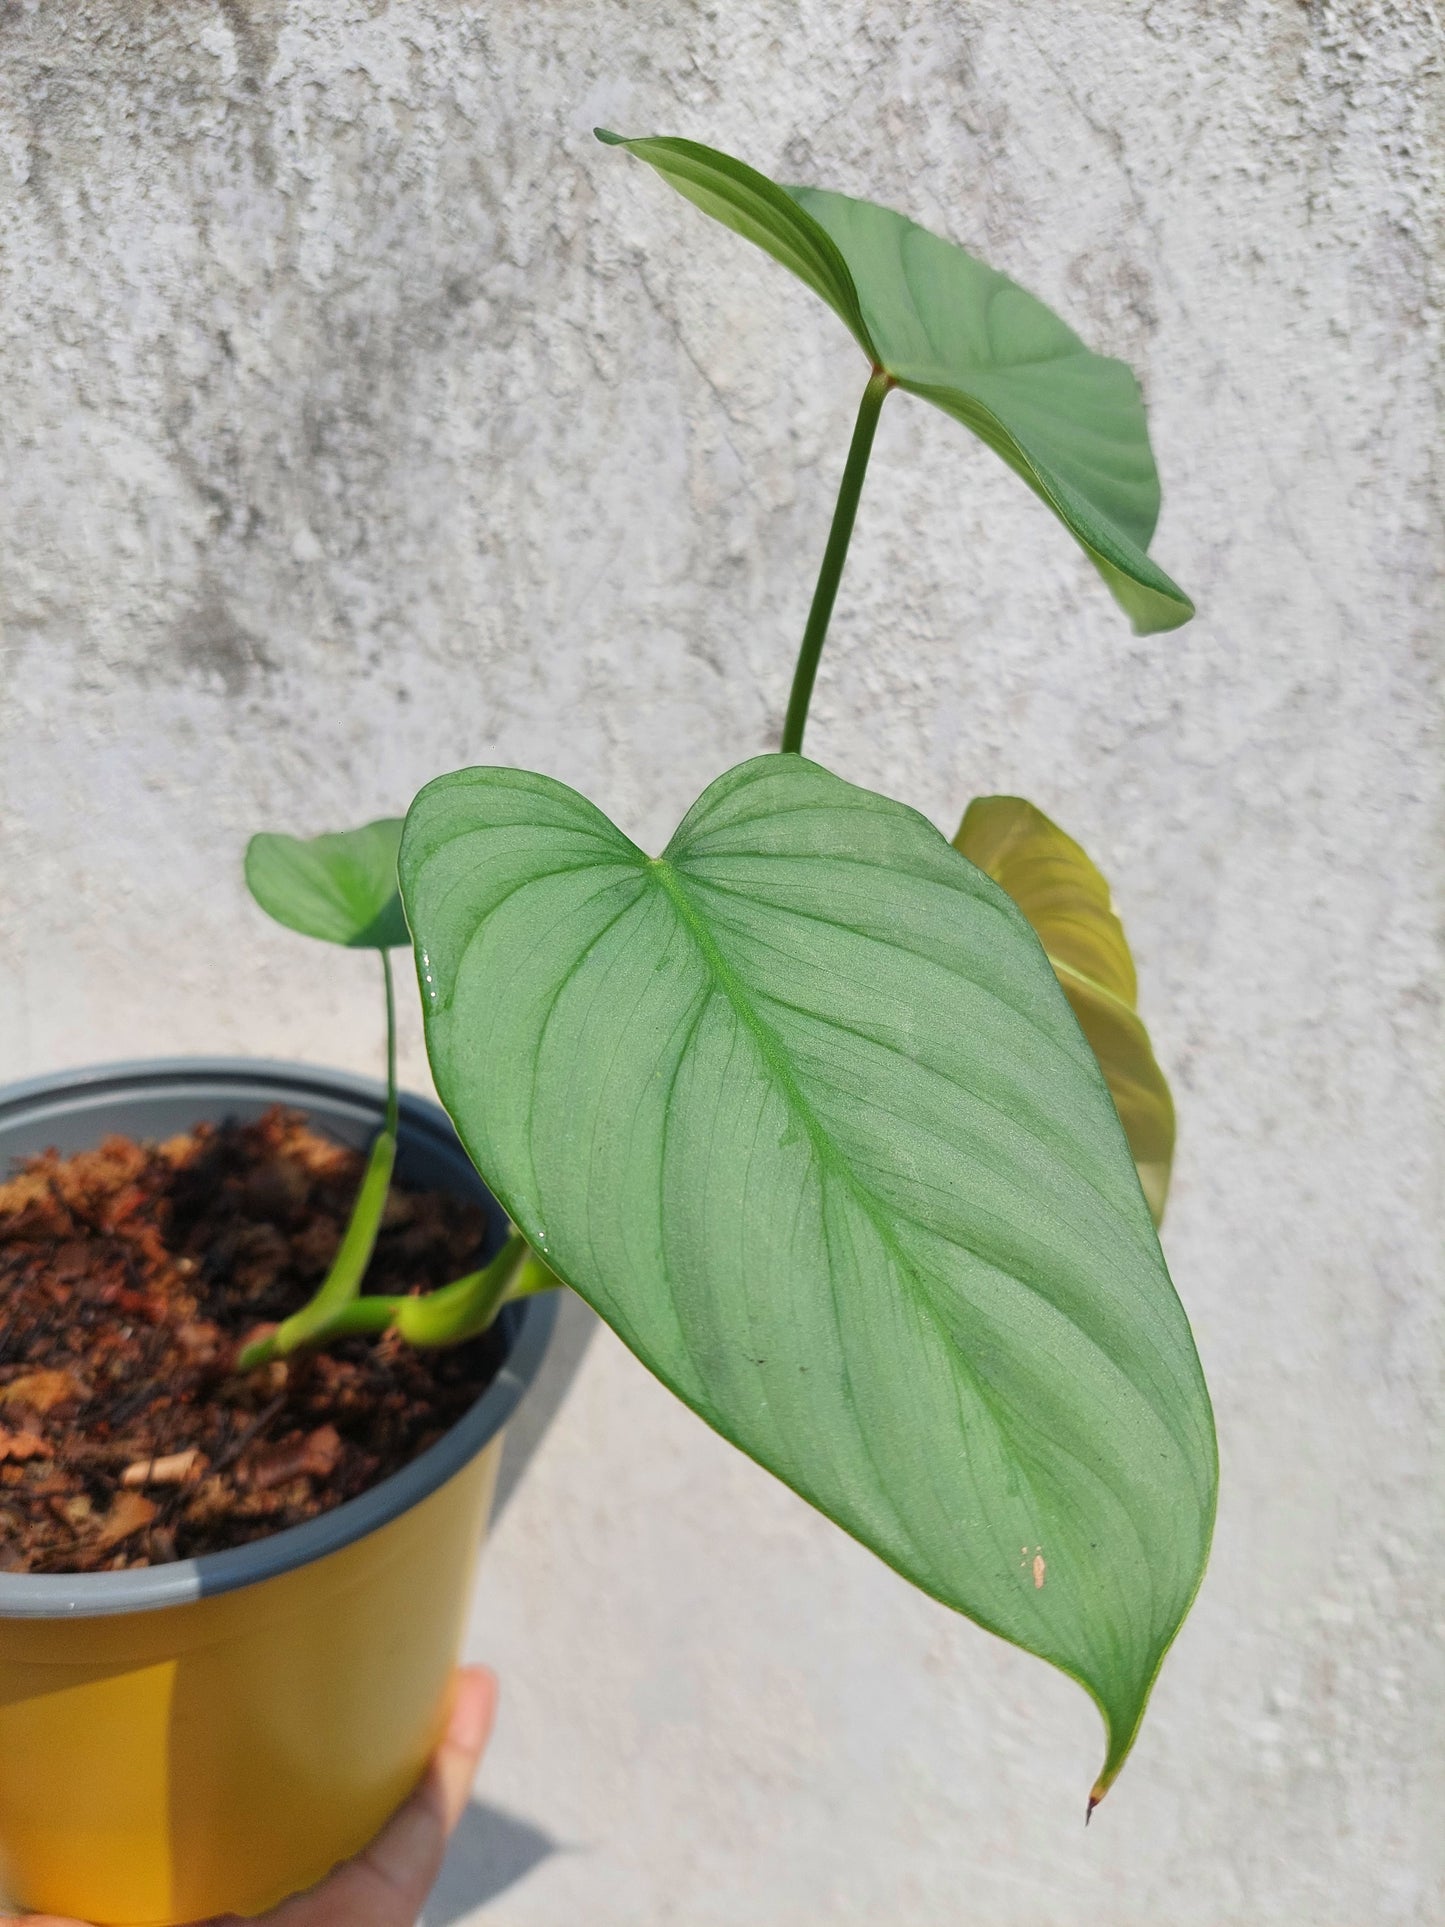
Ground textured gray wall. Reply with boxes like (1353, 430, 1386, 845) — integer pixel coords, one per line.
(2, 4, 1441, 1922)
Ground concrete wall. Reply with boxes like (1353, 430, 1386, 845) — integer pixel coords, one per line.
(2, 3, 1440, 1921)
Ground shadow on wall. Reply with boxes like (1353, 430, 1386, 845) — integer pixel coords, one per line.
(422, 1800, 570, 1924)
(490, 1286, 598, 1523)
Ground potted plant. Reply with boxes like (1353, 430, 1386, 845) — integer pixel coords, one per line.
(0, 132, 1215, 1922)
(0, 871, 556, 1922)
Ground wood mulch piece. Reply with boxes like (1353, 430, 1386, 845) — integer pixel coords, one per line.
(0, 1107, 505, 1575)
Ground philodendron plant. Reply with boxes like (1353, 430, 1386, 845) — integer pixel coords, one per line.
(240, 821, 546, 1366)
(245, 135, 1214, 1814)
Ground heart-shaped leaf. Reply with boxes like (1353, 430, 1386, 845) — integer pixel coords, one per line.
(246, 819, 409, 950)
(955, 796, 1176, 1225)
(598, 132, 1192, 635)
(400, 753, 1215, 1796)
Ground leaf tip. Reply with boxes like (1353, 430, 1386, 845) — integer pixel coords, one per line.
(594, 126, 626, 146)
(1131, 590, 1196, 637)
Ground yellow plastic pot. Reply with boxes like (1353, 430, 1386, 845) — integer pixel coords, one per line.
(0, 1060, 556, 1925)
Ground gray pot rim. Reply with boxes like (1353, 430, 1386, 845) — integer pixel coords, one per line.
(0, 1057, 557, 1621)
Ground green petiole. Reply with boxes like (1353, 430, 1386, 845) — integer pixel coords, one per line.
(244, 1230, 532, 1355)
(236, 945, 554, 1375)
(389, 1231, 529, 1345)
(780, 366, 892, 756)
(307, 950, 398, 1311)
(237, 953, 399, 1371)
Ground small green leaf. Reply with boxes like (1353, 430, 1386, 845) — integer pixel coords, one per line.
(246, 818, 409, 950)
(598, 132, 1192, 634)
(955, 797, 1176, 1224)
(401, 753, 1216, 1797)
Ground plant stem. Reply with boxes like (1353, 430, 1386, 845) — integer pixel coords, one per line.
(382, 947, 398, 1138)
(389, 1231, 529, 1346)
(236, 950, 400, 1372)
(243, 1231, 533, 1359)
(780, 367, 892, 756)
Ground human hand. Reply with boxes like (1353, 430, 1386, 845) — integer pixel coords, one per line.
(15, 1665, 497, 1927)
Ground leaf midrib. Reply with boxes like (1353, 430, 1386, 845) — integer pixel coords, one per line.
(657, 853, 1180, 1496)
(645, 856, 1162, 1694)
(646, 854, 923, 1527)
(645, 851, 1052, 1571)
(648, 855, 925, 1271)
(1051, 955, 1149, 1028)
(658, 850, 1191, 1508)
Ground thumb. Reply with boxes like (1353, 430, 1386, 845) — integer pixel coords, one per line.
(12, 1671, 500, 1927)
(346, 1666, 499, 1921)
(359, 1667, 498, 1900)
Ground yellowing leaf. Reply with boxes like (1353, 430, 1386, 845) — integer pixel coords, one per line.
(954, 796, 1175, 1224)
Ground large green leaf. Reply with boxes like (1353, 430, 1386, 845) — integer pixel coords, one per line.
(400, 753, 1215, 1796)
(246, 818, 409, 949)
(955, 796, 1176, 1225)
(597, 132, 1192, 635)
